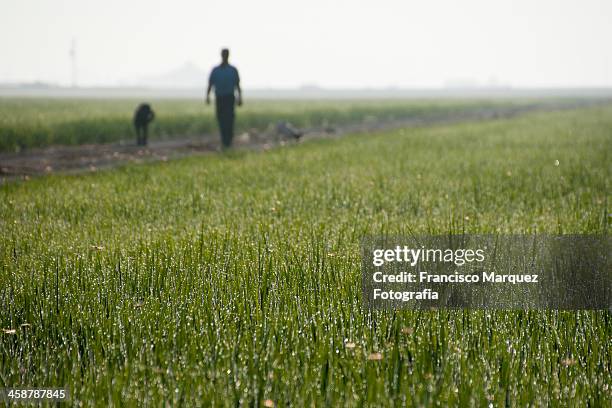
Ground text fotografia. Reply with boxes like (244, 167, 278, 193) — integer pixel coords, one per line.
(373, 272, 540, 301)
(371, 247, 539, 302)
(362, 235, 610, 310)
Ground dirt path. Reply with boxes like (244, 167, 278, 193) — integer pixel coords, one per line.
(0, 100, 606, 182)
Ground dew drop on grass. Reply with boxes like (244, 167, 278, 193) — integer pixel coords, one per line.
(561, 358, 577, 367)
(368, 352, 383, 361)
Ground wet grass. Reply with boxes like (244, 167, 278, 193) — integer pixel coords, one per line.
(0, 104, 611, 406)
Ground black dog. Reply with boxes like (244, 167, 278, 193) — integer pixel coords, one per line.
(133, 103, 155, 146)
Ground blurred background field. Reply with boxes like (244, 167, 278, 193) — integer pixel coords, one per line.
(0, 97, 602, 152)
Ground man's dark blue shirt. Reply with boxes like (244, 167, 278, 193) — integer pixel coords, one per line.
(209, 64, 240, 97)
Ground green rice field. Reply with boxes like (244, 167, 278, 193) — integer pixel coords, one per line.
(0, 101, 610, 406)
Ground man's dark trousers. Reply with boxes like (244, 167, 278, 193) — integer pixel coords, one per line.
(215, 95, 235, 148)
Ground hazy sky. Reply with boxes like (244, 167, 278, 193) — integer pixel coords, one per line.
(1, 0, 611, 88)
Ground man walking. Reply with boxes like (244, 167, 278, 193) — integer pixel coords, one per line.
(206, 48, 242, 149)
